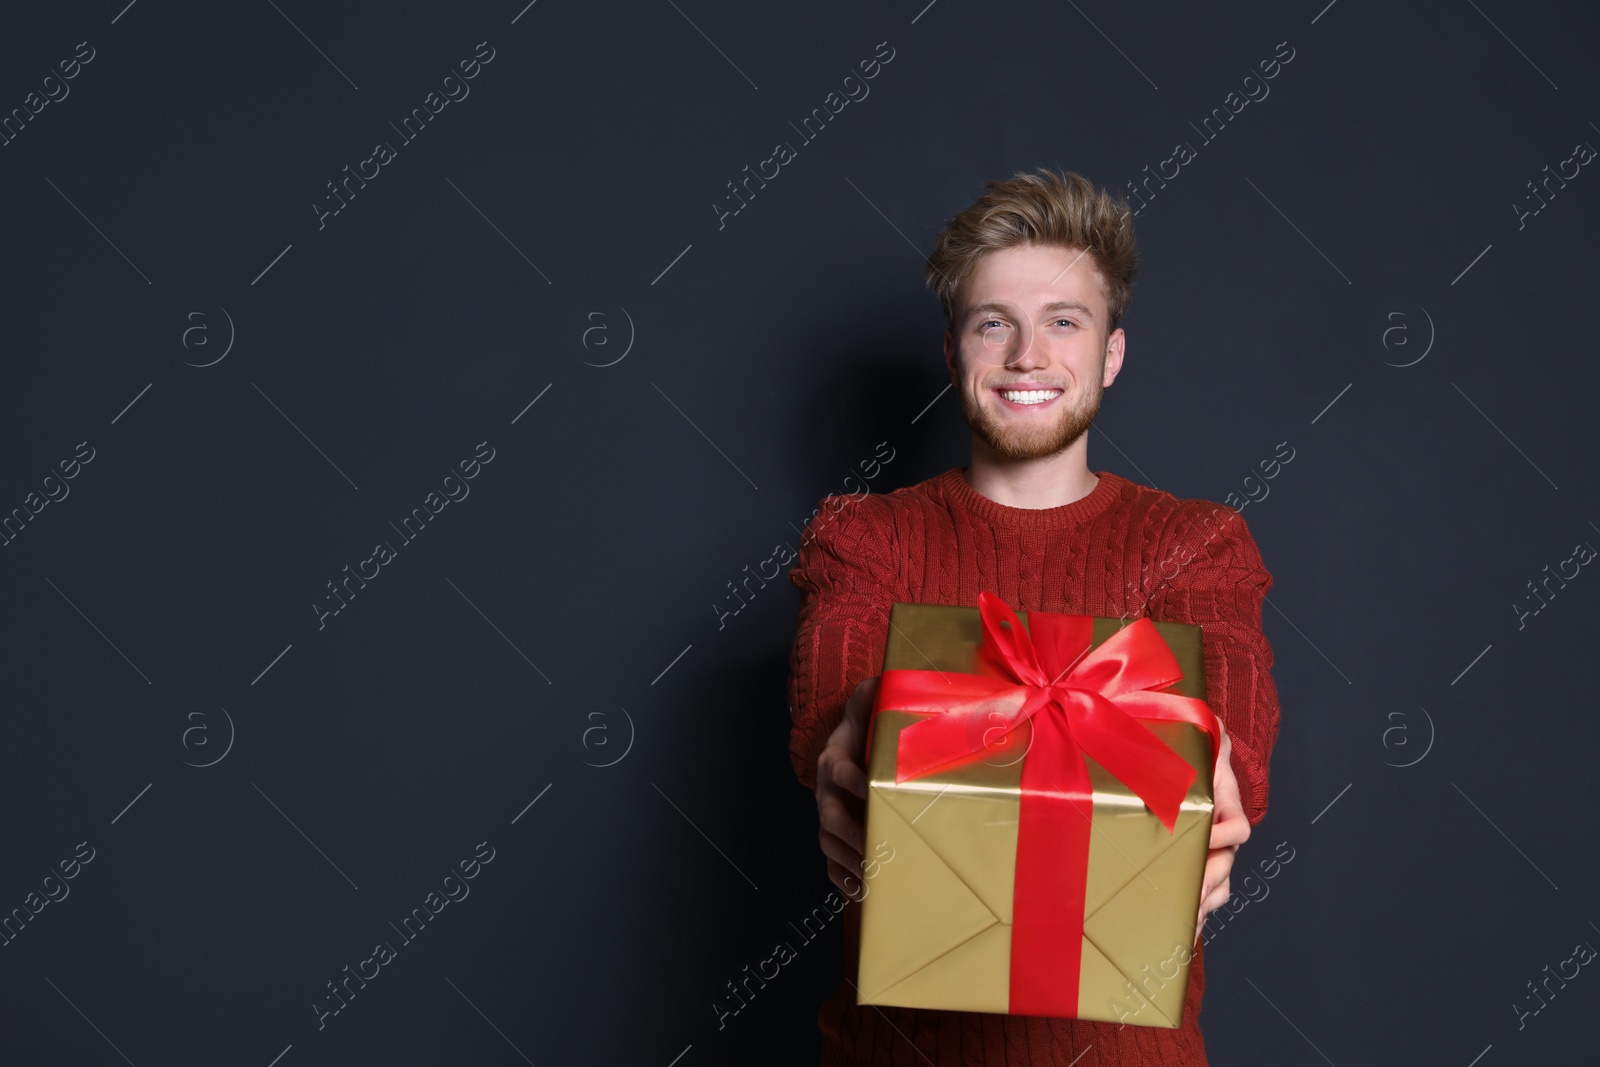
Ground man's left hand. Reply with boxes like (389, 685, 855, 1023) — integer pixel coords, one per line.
(1196, 715, 1250, 944)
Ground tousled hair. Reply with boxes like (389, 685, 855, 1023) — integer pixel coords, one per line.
(924, 168, 1138, 332)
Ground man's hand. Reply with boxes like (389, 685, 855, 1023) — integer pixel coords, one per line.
(1196, 715, 1251, 944)
(815, 676, 878, 901)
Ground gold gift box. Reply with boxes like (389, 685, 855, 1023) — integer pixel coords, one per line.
(857, 602, 1215, 1027)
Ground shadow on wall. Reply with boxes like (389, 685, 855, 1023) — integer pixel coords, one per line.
(784, 327, 960, 529)
(642, 648, 840, 1061)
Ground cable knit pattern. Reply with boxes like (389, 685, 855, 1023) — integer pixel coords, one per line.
(786, 467, 1281, 1067)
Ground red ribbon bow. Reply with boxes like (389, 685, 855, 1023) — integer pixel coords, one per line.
(871, 591, 1219, 1017)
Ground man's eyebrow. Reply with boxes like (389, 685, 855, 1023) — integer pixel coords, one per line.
(963, 300, 1096, 322)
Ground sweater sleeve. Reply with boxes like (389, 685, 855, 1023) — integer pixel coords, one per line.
(786, 494, 898, 793)
(1147, 501, 1280, 827)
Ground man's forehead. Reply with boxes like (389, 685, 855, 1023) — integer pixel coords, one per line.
(955, 244, 1109, 318)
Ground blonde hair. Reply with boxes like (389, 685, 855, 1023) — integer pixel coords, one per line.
(925, 168, 1139, 331)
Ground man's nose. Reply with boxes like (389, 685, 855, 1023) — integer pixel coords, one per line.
(1006, 321, 1047, 367)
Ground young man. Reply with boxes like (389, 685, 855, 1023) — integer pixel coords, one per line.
(787, 168, 1280, 1066)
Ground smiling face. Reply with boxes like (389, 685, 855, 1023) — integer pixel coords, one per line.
(943, 242, 1125, 462)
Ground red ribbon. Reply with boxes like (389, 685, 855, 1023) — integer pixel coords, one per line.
(870, 591, 1219, 1018)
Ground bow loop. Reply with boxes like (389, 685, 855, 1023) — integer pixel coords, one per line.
(975, 592, 1059, 687)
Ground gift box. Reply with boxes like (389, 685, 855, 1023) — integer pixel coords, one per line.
(856, 592, 1217, 1027)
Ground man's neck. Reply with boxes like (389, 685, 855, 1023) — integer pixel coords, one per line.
(963, 437, 1099, 510)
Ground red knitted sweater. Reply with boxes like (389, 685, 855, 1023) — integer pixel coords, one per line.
(786, 467, 1280, 1067)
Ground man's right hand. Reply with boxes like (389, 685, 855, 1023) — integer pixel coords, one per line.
(815, 675, 878, 901)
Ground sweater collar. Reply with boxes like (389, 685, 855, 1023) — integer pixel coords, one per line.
(938, 467, 1123, 530)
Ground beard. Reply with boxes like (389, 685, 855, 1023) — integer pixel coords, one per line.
(960, 373, 1104, 461)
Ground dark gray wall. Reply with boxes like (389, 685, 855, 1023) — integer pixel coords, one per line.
(1, 1, 1595, 1064)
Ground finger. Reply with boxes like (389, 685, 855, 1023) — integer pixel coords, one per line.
(852, 674, 880, 702)
(1208, 809, 1250, 850)
(1201, 847, 1236, 889)
(1199, 857, 1232, 912)
(828, 859, 866, 902)
(1207, 763, 1251, 849)
(817, 792, 864, 853)
(1199, 855, 1234, 914)
(1209, 723, 1248, 836)
(845, 676, 880, 724)
(831, 751, 870, 801)
(819, 826, 864, 874)
(818, 745, 869, 804)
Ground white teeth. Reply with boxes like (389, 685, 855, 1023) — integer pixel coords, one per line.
(999, 389, 1061, 404)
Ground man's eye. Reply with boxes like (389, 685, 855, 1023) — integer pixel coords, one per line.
(1054, 319, 1077, 328)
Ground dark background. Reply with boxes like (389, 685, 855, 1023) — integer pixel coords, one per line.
(1, 1, 1596, 1064)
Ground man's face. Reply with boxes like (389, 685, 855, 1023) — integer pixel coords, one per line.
(943, 242, 1124, 462)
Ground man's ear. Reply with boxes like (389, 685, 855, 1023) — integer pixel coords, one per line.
(944, 327, 958, 387)
(1103, 327, 1126, 387)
